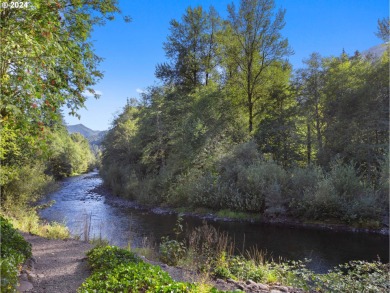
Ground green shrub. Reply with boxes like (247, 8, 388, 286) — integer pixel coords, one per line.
(329, 161, 362, 199)
(0, 251, 24, 293)
(0, 216, 32, 259)
(218, 141, 262, 181)
(288, 166, 323, 216)
(1, 163, 53, 206)
(81, 244, 234, 293)
(303, 177, 341, 219)
(0, 216, 32, 293)
(159, 237, 187, 266)
(218, 256, 267, 282)
(167, 170, 203, 207)
(342, 192, 381, 226)
(86, 245, 140, 272)
(378, 153, 389, 205)
(79, 261, 195, 293)
(312, 260, 389, 292)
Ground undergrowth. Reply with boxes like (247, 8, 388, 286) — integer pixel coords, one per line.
(79, 245, 233, 293)
(158, 218, 390, 293)
(0, 216, 32, 293)
(1, 206, 70, 240)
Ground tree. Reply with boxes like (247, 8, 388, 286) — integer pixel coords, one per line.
(221, 0, 291, 133)
(255, 63, 302, 167)
(0, 0, 126, 197)
(320, 51, 389, 182)
(295, 53, 326, 164)
(0, 1, 126, 163)
(156, 6, 221, 90)
(375, 17, 389, 42)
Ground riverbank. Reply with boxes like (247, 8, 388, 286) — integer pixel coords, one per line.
(93, 183, 389, 236)
(20, 232, 388, 293)
(18, 233, 306, 293)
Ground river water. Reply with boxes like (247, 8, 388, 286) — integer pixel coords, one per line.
(39, 171, 389, 273)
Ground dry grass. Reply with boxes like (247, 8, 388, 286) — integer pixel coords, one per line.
(2, 207, 70, 240)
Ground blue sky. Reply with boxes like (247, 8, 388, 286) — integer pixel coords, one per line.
(65, 0, 389, 131)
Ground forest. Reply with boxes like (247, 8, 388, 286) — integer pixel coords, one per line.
(0, 0, 389, 292)
(101, 3, 389, 227)
(0, 0, 387, 229)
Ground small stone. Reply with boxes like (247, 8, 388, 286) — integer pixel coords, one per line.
(247, 283, 260, 291)
(227, 278, 236, 284)
(271, 285, 289, 292)
(216, 278, 225, 284)
(257, 283, 270, 290)
(25, 258, 36, 269)
(246, 279, 257, 285)
(37, 274, 44, 278)
(17, 280, 33, 292)
(236, 282, 246, 290)
(270, 290, 283, 293)
(27, 273, 37, 281)
(20, 273, 28, 281)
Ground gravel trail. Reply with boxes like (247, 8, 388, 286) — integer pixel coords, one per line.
(19, 233, 93, 293)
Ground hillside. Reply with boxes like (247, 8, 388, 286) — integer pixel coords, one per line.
(362, 43, 388, 59)
(67, 124, 107, 146)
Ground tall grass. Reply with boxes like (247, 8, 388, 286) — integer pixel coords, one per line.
(2, 207, 70, 240)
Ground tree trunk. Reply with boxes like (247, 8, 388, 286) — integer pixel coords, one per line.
(248, 103, 253, 133)
(315, 103, 322, 151)
(307, 122, 311, 165)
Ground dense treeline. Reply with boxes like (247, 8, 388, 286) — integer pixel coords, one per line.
(0, 0, 124, 223)
(102, 1, 389, 227)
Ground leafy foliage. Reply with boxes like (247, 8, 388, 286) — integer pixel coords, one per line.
(86, 245, 140, 272)
(0, 216, 32, 293)
(213, 254, 389, 292)
(80, 245, 231, 293)
(101, 2, 388, 229)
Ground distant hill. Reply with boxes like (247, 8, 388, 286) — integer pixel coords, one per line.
(362, 43, 387, 59)
(67, 124, 107, 146)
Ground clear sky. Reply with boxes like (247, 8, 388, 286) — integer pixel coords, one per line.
(64, 0, 389, 131)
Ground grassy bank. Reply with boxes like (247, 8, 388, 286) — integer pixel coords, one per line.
(79, 237, 389, 293)
(78, 218, 389, 292)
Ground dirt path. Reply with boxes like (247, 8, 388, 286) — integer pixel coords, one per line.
(19, 233, 93, 293)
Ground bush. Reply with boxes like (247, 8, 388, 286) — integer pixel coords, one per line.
(1, 163, 54, 206)
(303, 177, 342, 219)
(79, 261, 196, 293)
(328, 160, 362, 199)
(312, 260, 389, 292)
(0, 216, 32, 259)
(0, 251, 24, 293)
(159, 237, 187, 266)
(342, 192, 381, 226)
(224, 256, 267, 282)
(288, 166, 323, 216)
(0, 216, 32, 293)
(237, 160, 288, 214)
(297, 161, 383, 224)
(80, 245, 233, 293)
(86, 245, 140, 272)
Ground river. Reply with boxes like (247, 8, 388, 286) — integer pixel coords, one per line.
(39, 171, 389, 273)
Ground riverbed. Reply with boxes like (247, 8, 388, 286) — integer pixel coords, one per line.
(39, 171, 389, 273)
